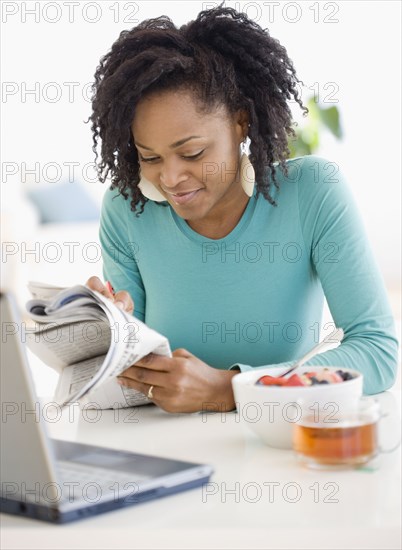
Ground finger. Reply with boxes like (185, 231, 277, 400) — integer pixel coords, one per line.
(133, 353, 172, 371)
(172, 348, 193, 359)
(118, 365, 168, 386)
(117, 377, 161, 401)
(85, 276, 114, 300)
(113, 290, 134, 313)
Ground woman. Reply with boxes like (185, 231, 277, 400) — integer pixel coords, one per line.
(86, 5, 398, 412)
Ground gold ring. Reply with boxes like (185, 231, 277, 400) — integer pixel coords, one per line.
(147, 385, 154, 399)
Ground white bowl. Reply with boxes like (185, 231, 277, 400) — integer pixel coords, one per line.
(231, 365, 363, 449)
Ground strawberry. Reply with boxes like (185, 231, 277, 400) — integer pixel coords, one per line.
(256, 375, 287, 386)
(330, 372, 343, 383)
(283, 374, 304, 386)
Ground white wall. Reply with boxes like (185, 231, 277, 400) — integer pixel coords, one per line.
(1, 1, 401, 289)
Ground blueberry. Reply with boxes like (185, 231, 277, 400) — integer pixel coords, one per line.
(318, 380, 329, 384)
(310, 377, 319, 385)
(342, 372, 354, 381)
(337, 370, 351, 381)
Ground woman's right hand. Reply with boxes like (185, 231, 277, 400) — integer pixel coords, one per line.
(85, 276, 134, 314)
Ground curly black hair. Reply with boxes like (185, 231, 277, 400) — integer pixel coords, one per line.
(88, 3, 308, 216)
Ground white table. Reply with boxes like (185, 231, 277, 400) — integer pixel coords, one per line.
(1, 364, 401, 550)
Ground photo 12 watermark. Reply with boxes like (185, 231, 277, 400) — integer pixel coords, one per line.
(201, 480, 340, 503)
(201, 320, 339, 344)
(1, 1, 141, 24)
(201, 2, 340, 24)
(1, 80, 339, 104)
(1, 399, 141, 424)
(1, 479, 142, 505)
(200, 399, 341, 425)
(1, 240, 140, 265)
(200, 240, 340, 264)
(2, 161, 99, 184)
(1, 318, 141, 346)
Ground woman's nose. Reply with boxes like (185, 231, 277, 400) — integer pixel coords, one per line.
(159, 159, 188, 190)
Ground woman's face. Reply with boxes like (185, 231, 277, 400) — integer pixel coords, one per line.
(131, 89, 249, 225)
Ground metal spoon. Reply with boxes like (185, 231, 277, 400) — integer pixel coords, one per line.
(279, 327, 344, 378)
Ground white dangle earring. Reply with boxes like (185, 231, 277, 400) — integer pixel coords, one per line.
(138, 170, 166, 202)
(239, 139, 255, 197)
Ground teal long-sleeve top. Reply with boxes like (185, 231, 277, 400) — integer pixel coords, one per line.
(100, 155, 399, 395)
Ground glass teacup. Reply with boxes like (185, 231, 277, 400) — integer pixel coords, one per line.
(292, 397, 396, 469)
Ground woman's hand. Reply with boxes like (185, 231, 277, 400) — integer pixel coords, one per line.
(117, 349, 240, 414)
(85, 276, 134, 314)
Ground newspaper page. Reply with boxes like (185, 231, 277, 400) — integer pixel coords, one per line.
(26, 319, 110, 373)
(26, 283, 172, 408)
(55, 366, 151, 409)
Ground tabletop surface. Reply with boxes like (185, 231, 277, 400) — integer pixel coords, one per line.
(1, 358, 401, 550)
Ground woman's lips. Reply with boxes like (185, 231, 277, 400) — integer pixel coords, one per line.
(170, 189, 202, 205)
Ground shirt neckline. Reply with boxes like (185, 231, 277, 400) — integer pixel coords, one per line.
(169, 186, 258, 245)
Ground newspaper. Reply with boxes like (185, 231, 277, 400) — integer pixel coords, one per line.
(25, 282, 172, 409)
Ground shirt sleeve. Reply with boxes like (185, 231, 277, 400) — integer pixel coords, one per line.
(99, 188, 146, 322)
(231, 155, 399, 395)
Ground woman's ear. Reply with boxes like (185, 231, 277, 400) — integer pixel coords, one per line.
(235, 108, 250, 140)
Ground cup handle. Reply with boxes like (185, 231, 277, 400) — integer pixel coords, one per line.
(378, 411, 401, 454)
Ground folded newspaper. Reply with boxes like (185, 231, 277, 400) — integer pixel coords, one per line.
(25, 281, 172, 409)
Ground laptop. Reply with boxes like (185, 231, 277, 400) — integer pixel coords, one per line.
(0, 292, 213, 523)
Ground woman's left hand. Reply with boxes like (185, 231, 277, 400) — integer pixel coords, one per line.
(117, 348, 239, 413)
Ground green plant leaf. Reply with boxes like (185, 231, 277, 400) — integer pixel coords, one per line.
(288, 133, 312, 157)
(287, 95, 343, 158)
(318, 106, 343, 139)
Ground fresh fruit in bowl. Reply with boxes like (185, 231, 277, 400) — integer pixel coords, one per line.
(256, 368, 356, 387)
(232, 365, 363, 449)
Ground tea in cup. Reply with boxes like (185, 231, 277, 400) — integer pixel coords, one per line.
(292, 398, 396, 469)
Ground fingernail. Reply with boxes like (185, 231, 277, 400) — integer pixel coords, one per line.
(114, 301, 125, 310)
(117, 377, 124, 385)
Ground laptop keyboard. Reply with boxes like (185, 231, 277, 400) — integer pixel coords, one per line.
(57, 461, 150, 502)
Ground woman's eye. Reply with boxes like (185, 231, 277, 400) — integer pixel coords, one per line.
(139, 150, 204, 163)
(183, 150, 204, 160)
(140, 156, 158, 163)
